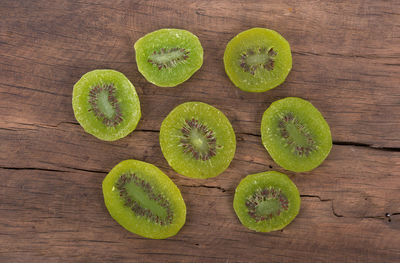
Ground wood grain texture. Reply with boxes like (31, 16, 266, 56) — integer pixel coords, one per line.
(0, 0, 399, 262)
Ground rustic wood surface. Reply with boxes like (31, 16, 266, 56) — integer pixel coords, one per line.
(1, 0, 399, 262)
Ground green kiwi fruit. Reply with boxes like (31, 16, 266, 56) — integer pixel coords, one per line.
(134, 29, 203, 87)
(159, 102, 236, 179)
(261, 97, 332, 172)
(72, 69, 141, 141)
(224, 28, 292, 92)
(233, 171, 300, 232)
(102, 159, 186, 239)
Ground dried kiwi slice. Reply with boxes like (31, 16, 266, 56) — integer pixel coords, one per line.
(234, 171, 300, 232)
(160, 102, 236, 179)
(134, 29, 203, 87)
(102, 160, 186, 239)
(72, 69, 141, 141)
(261, 97, 332, 172)
(224, 28, 292, 92)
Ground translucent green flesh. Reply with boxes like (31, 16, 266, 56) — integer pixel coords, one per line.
(256, 199, 281, 216)
(150, 50, 185, 65)
(160, 102, 236, 179)
(189, 130, 209, 154)
(103, 160, 186, 239)
(224, 28, 292, 92)
(124, 181, 167, 218)
(72, 69, 141, 141)
(135, 29, 203, 87)
(246, 53, 269, 65)
(285, 121, 314, 148)
(233, 171, 300, 232)
(261, 97, 332, 172)
(97, 90, 115, 119)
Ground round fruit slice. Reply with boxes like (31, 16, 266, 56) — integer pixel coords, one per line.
(234, 171, 300, 232)
(102, 159, 186, 239)
(72, 69, 141, 141)
(261, 97, 332, 172)
(224, 28, 292, 92)
(134, 28, 203, 87)
(160, 102, 236, 179)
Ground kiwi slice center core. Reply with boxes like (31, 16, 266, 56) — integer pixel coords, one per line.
(115, 173, 173, 225)
(278, 112, 317, 156)
(190, 130, 208, 151)
(240, 47, 277, 75)
(246, 53, 269, 65)
(255, 198, 282, 216)
(97, 89, 115, 119)
(88, 84, 123, 127)
(246, 187, 289, 222)
(148, 48, 190, 70)
(180, 118, 218, 161)
(124, 180, 168, 218)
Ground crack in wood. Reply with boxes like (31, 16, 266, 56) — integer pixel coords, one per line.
(300, 194, 332, 202)
(60, 166, 107, 174)
(180, 184, 227, 193)
(0, 166, 107, 174)
(300, 194, 344, 218)
(135, 129, 159, 133)
(385, 212, 400, 222)
(0, 166, 68, 173)
(300, 194, 397, 221)
(2, 121, 398, 152)
(0, 83, 70, 98)
(293, 50, 399, 60)
(136, 251, 224, 260)
(332, 141, 400, 152)
(238, 132, 400, 152)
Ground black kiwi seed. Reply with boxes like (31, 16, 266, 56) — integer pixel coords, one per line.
(148, 48, 190, 70)
(240, 47, 277, 75)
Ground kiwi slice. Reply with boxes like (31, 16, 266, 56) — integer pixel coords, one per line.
(72, 69, 141, 141)
(224, 28, 292, 92)
(261, 97, 332, 172)
(134, 29, 203, 87)
(160, 102, 236, 179)
(234, 171, 300, 232)
(102, 159, 186, 239)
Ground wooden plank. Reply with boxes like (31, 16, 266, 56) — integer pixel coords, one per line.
(0, 124, 399, 262)
(1, 0, 399, 147)
(1, 123, 400, 217)
(1, 0, 399, 262)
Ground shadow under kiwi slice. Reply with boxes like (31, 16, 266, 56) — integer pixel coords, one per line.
(72, 69, 141, 141)
(261, 97, 332, 172)
(234, 171, 300, 232)
(224, 27, 292, 92)
(102, 160, 186, 239)
(134, 28, 203, 87)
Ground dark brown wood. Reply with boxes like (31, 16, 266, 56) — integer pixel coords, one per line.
(1, 0, 399, 262)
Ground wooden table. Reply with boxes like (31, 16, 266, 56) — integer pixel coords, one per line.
(1, 0, 399, 262)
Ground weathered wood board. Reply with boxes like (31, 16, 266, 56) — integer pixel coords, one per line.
(1, 0, 399, 262)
